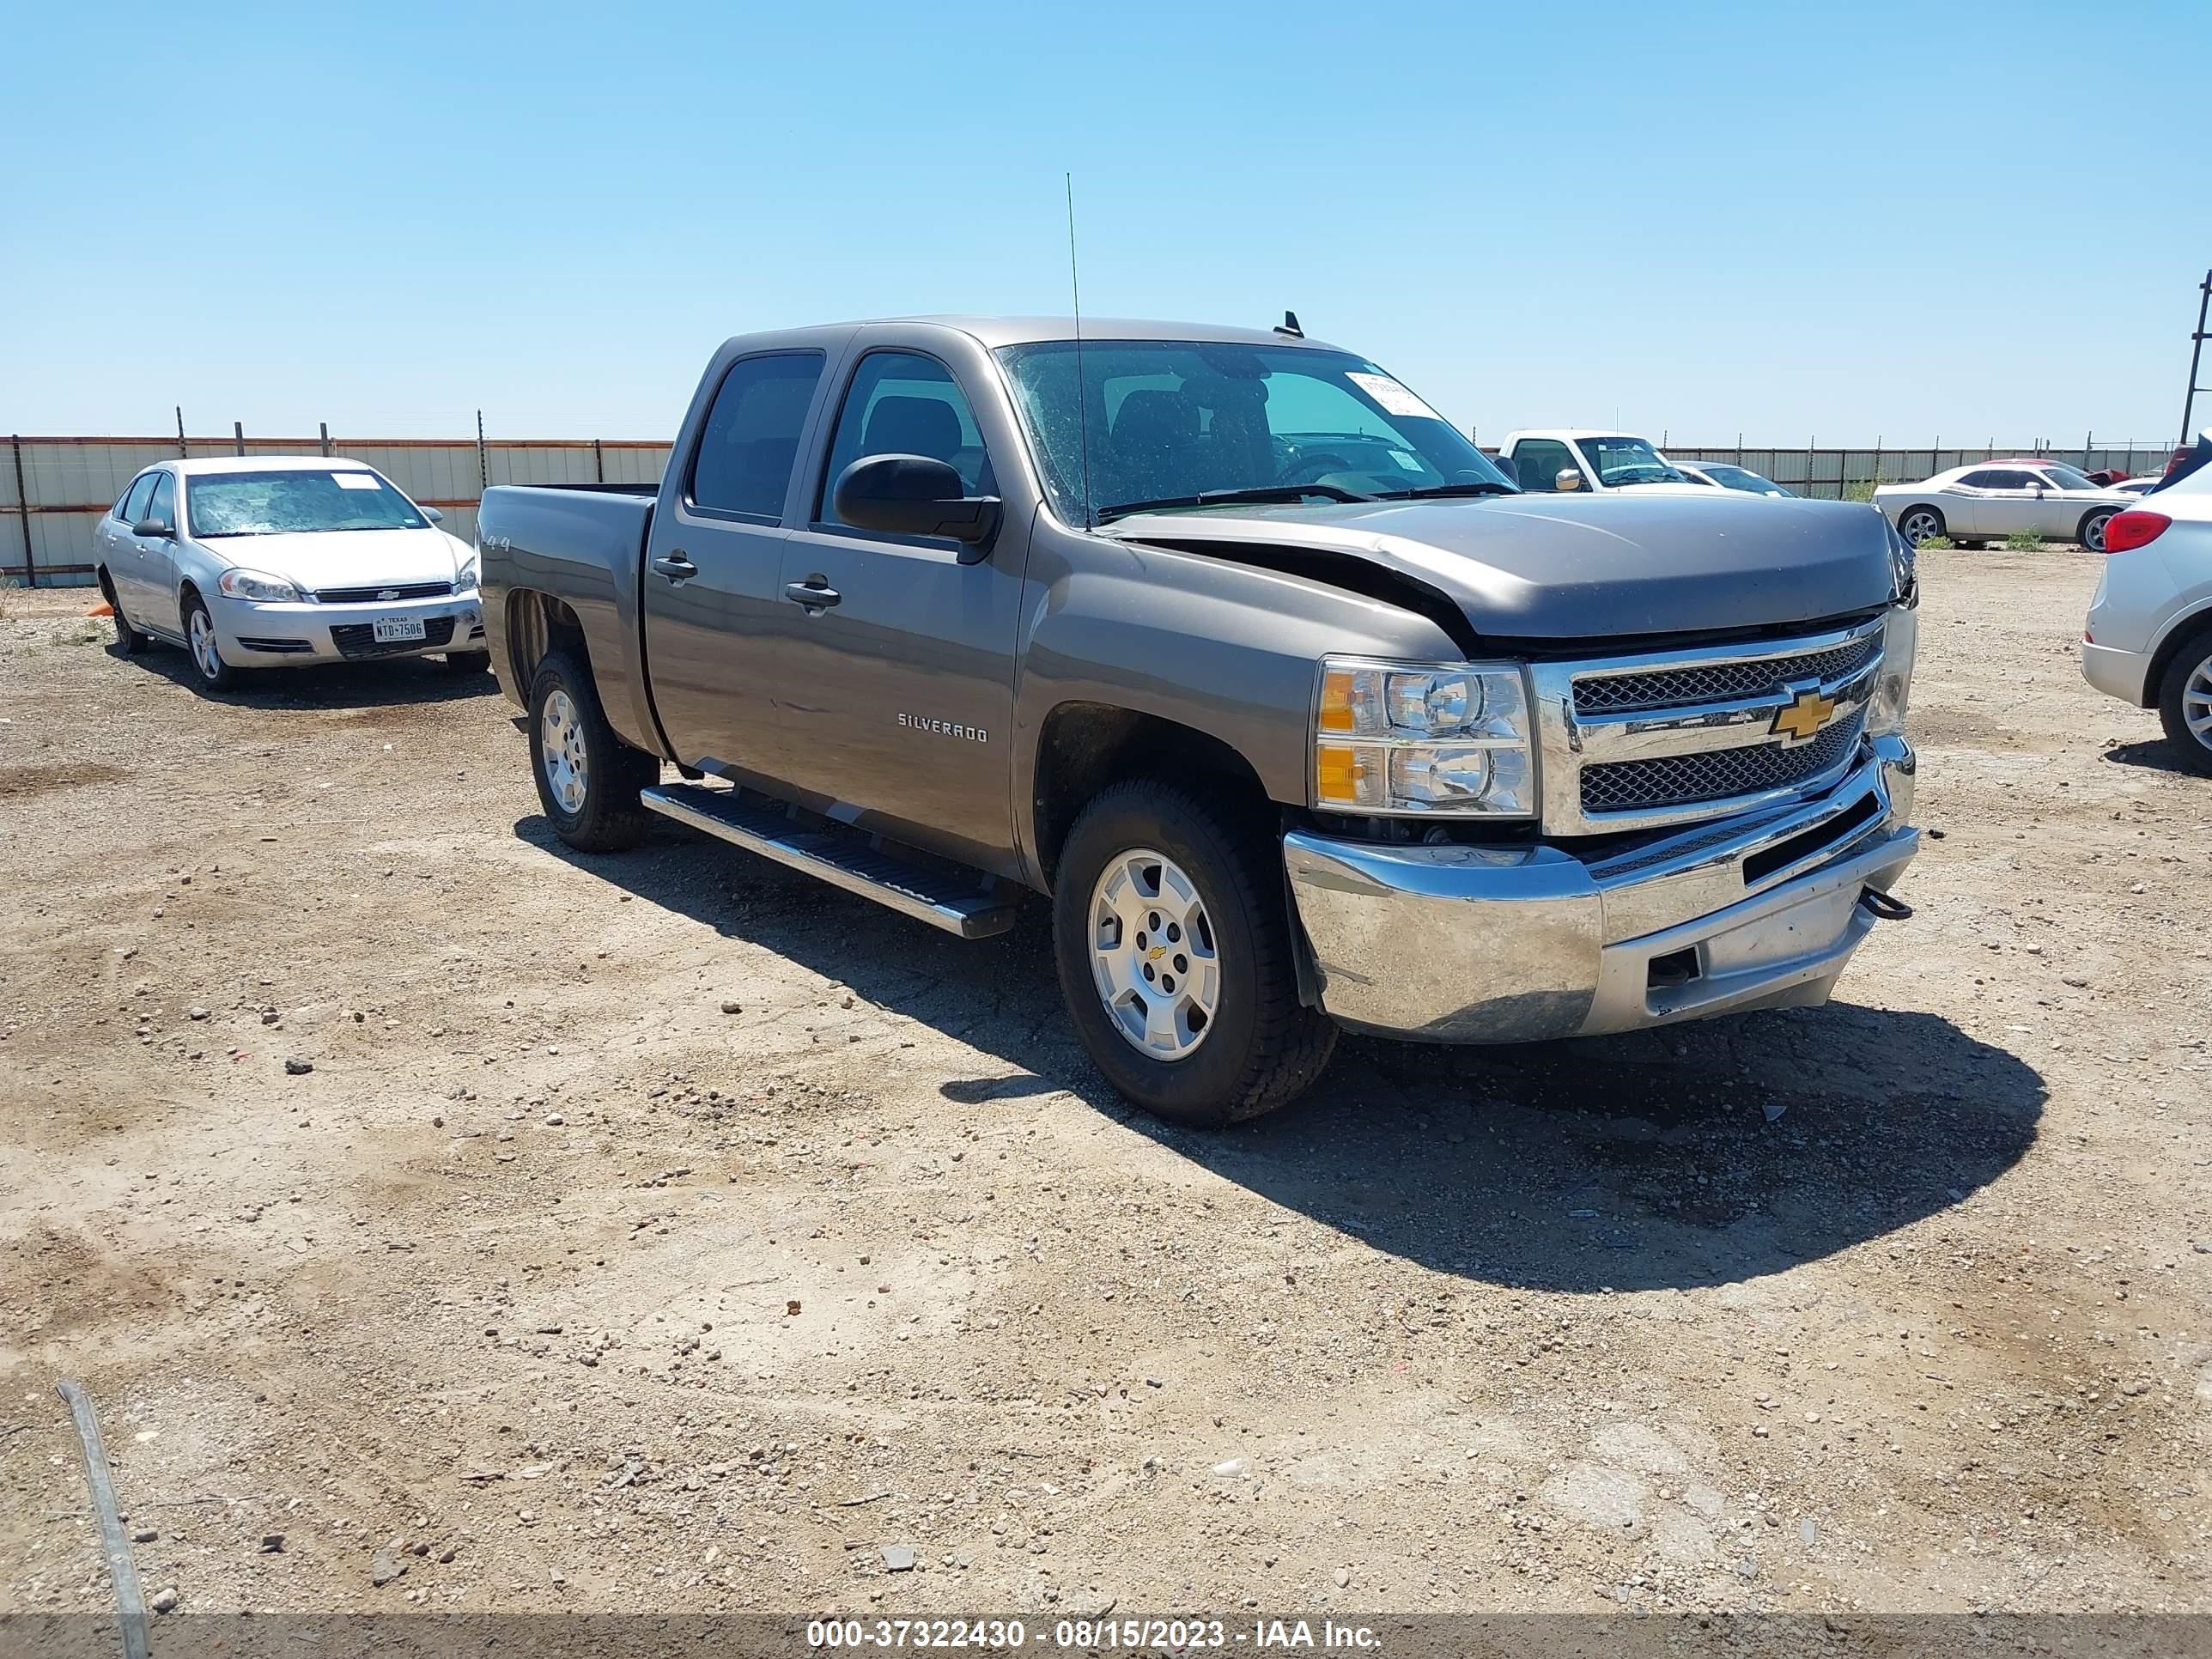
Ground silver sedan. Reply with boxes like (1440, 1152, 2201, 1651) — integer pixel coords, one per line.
(1874, 460, 2134, 551)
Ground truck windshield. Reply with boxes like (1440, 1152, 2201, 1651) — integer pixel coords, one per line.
(1580, 436, 1688, 486)
(995, 341, 1511, 524)
(186, 470, 429, 538)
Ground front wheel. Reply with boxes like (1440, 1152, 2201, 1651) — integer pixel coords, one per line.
(1051, 780, 1336, 1127)
(181, 592, 238, 691)
(2078, 508, 2118, 554)
(2157, 632, 2212, 775)
(526, 649, 659, 851)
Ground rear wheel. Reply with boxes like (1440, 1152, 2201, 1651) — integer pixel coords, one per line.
(181, 591, 238, 691)
(2156, 631, 2212, 775)
(99, 569, 149, 654)
(2077, 507, 2118, 554)
(1051, 779, 1335, 1127)
(526, 649, 659, 850)
(1896, 506, 1946, 548)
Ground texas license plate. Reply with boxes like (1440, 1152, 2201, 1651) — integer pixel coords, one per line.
(372, 617, 427, 643)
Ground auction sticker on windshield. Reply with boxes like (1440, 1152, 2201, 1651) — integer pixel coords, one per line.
(334, 473, 382, 489)
(373, 617, 427, 643)
(1346, 372, 1443, 422)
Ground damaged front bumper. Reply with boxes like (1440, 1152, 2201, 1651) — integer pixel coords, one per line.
(1284, 736, 1918, 1042)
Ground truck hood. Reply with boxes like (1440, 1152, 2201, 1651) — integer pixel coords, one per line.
(186, 527, 469, 592)
(1102, 493, 1898, 640)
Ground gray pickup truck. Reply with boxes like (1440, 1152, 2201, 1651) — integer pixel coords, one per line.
(478, 317, 1920, 1125)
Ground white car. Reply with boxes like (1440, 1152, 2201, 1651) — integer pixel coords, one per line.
(2081, 462, 2212, 771)
(1674, 459, 1794, 497)
(1873, 460, 2134, 552)
(1496, 430, 1716, 496)
(95, 456, 486, 692)
(2116, 476, 2162, 496)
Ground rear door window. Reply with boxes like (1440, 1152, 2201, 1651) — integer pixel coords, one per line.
(687, 351, 826, 522)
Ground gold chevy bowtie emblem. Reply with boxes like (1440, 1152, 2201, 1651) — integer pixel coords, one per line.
(1147, 945, 1168, 962)
(1769, 687, 1838, 745)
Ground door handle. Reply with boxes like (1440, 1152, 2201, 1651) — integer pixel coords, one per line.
(651, 552, 696, 582)
(783, 579, 842, 611)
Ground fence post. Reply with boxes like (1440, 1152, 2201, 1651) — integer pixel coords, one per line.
(175, 406, 187, 459)
(476, 410, 488, 495)
(11, 433, 35, 588)
(319, 422, 331, 458)
(233, 421, 245, 458)
(594, 437, 605, 483)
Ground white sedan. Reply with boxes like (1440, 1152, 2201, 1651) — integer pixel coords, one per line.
(95, 456, 485, 692)
(2081, 460, 2212, 771)
(1873, 460, 2135, 552)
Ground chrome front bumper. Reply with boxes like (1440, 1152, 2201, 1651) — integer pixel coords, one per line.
(214, 591, 486, 665)
(1284, 737, 1918, 1042)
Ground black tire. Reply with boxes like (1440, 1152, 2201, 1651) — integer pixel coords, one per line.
(441, 648, 493, 674)
(2078, 507, 2118, 554)
(2155, 629, 2212, 775)
(526, 648, 659, 851)
(180, 589, 239, 691)
(99, 569, 149, 654)
(1051, 779, 1336, 1127)
(1896, 505, 1946, 548)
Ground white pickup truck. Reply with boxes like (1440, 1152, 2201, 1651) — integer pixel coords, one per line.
(1498, 430, 1715, 497)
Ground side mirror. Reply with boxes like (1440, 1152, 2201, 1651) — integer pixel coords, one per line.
(832, 454, 1001, 556)
(421, 505, 445, 524)
(131, 518, 174, 539)
(1554, 467, 1585, 492)
(1489, 454, 1520, 488)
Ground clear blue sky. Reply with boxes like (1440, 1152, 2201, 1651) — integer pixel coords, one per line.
(3, 0, 2206, 444)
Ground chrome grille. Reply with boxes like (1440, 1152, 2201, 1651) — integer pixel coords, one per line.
(1581, 711, 1865, 814)
(314, 580, 453, 604)
(1573, 630, 1881, 714)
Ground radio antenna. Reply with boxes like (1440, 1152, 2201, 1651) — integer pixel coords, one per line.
(1065, 172, 1095, 529)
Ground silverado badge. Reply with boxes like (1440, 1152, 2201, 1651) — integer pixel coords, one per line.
(1769, 685, 1838, 746)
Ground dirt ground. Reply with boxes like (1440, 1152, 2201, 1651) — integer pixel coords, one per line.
(2, 548, 2207, 1628)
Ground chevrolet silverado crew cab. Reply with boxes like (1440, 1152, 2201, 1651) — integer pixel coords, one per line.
(479, 318, 1921, 1127)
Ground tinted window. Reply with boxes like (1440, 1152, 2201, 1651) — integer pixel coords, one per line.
(2037, 465, 2098, 491)
(1512, 439, 1577, 491)
(145, 472, 176, 529)
(819, 352, 995, 526)
(119, 473, 160, 524)
(1956, 470, 2008, 488)
(689, 351, 824, 520)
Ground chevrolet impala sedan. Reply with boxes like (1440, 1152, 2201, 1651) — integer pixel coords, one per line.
(94, 456, 486, 691)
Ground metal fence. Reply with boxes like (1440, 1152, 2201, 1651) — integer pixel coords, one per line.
(1657, 440, 2176, 501)
(3, 428, 2185, 586)
(2, 431, 672, 586)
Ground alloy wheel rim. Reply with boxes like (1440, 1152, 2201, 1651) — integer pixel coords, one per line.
(1901, 512, 1938, 546)
(2185, 654, 2212, 750)
(2085, 514, 2109, 552)
(541, 689, 590, 814)
(1087, 848, 1220, 1060)
(190, 610, 221, 679)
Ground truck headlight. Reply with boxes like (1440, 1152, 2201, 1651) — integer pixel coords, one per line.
(1868, 599, 1917, 737)
(1315, 658, 1535, 816)
(217, 568, 301, 603)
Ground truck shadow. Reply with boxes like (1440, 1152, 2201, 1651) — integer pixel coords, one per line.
(526, 815, 2045, 1295)
(2100, 738, 2209, 778)
(110, 639, 503, 710)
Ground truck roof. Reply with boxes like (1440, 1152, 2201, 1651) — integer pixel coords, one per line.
(724, 316, 1349, 354)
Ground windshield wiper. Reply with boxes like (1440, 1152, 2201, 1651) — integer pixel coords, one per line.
(1372, 482, 1519, 501)
(1093, 483, 1374, 524)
